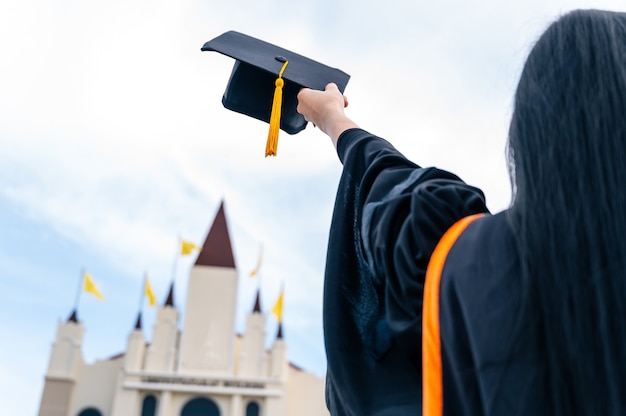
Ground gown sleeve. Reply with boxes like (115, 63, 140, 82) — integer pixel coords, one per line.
(323, 128, 489, 415)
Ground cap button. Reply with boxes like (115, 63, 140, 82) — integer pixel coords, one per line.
(275, 56, 287, 63)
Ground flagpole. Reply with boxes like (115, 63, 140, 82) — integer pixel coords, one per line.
(137, 273, 146, 314)
(73, 268, 84, 311)
(171, 236, 180, 283)
(258, 266, 263, 298)
(259, 244, 264, 290)
(253, 243, 263, 289)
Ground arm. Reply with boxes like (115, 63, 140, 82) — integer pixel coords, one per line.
(296, 83, 359, 148)
(304, 84, 489, 414)
(299, 82, 489, 349)
(322, 127, 488, 413)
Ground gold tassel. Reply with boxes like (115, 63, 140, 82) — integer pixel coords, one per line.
(266, 60, 289, 157)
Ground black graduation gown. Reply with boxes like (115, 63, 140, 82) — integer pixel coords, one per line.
(323, 128, 489, 415)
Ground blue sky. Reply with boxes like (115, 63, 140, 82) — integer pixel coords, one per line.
(1, 1, 625, 414)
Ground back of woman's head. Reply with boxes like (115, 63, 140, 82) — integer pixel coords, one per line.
(509, 9, 626, 209)
(507, 10, 626, 415)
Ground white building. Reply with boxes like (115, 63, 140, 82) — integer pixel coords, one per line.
(38, 201, 328, 416)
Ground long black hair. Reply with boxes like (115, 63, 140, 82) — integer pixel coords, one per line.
(507, 9, 626, 415)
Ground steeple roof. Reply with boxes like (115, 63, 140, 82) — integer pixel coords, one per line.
(164, 282, 175, 307)
(252, 288, 262, 313)
(195, 201, 236, 268)
(134, 312, 142, 330)
(67, 309, 78, 323)
(276, 321, 283, 339)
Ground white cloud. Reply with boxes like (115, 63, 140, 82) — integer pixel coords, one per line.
(2, 0, 626, 414)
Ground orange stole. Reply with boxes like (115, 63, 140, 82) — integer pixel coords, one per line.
(422, 214, 484, 416)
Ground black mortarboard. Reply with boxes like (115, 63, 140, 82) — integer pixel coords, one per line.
(201, 31, 350, 156)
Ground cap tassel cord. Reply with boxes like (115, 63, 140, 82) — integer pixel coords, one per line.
(266, 60, 289, 157)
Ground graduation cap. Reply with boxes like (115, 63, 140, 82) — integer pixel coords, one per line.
(201, 31, 350, 156)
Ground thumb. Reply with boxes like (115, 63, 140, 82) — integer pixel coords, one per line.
(325, 82, 339, 92)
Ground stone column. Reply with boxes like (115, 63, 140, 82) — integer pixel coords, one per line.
(230, 394, 242, 416)
(157, 391, 171, 416)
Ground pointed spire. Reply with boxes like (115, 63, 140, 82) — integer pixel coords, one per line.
(134, 312, 142, 330)
(252, 288, 262, 313)
(276, 321, 283, 339)
(67, 309, 78, 323)
(195, 201, 236, 268)
(164, 282, 175, 307)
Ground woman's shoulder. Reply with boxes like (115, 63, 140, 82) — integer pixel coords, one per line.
(452, 211, 514, 257)
(442, 210, 520, 305)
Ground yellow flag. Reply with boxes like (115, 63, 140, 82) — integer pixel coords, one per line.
(145, 277, 156, 307)
(272, 290, 283, 322)
(249, 246, 264, 278)
(180, 239, 201, 255)
(84, 272, 104, 301)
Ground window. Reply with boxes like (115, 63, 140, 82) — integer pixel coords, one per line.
(181, 397, 220, 416)
(245, 402, 260, 416)
(77, 408, 102, 416)
(141, 395, 157, 416)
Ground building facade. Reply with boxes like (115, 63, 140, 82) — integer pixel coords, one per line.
(38, 202, 328, 416)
